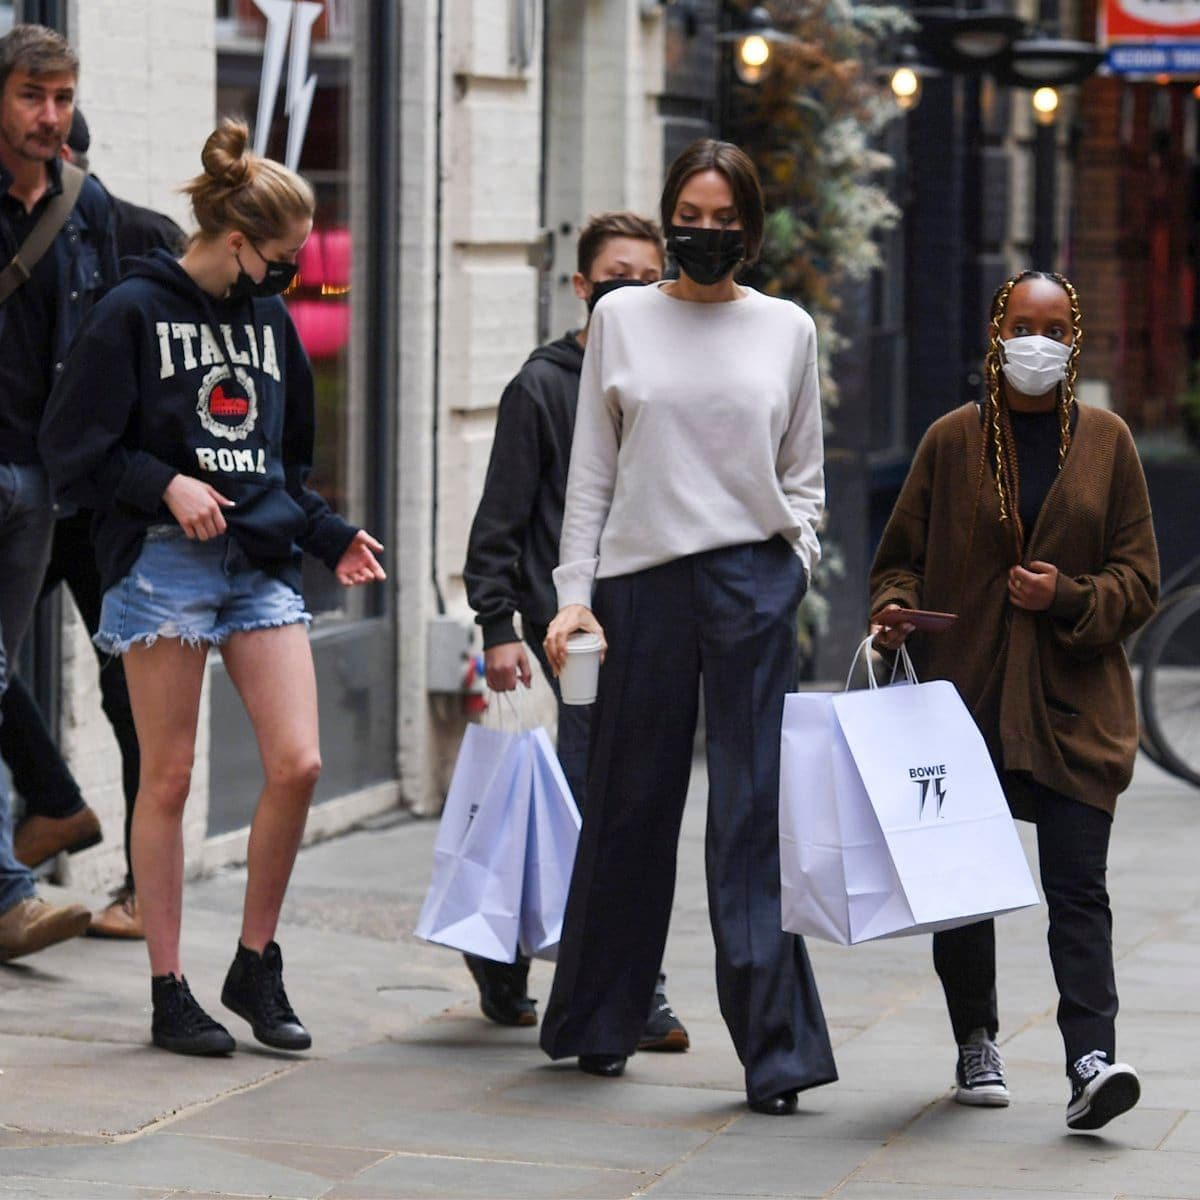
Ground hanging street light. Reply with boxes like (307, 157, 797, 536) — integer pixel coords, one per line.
(992, 36, 1107, 88)
(715, 5, 799, 85)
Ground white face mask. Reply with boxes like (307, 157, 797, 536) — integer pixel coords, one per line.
(1000, 335, 1072, 396)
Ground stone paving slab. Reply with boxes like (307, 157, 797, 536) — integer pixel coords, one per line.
(641, 1131, 883, 1197)
(852, 1133, 1200, 1198)
(0, 1180, 170, 1199)
(322, 1153, 646, 1199)
(0, 1135, 343, 1197)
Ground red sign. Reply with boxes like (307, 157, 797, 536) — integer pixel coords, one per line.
(1102, 0, 1200, 42)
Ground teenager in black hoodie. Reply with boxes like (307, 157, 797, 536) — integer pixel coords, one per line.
(462, 213, 688, 1052)
(39, 120, 384, 1057)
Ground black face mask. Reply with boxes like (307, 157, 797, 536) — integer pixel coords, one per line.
(228, 242, 297, 301)
(587, 276, 648, 314)
(666, 225, 745, 286)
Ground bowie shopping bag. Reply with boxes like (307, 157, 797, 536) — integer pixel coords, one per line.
(415, 724, 534, 962)
(779, 641, 1039, 945)
(518, 727, 582, 958)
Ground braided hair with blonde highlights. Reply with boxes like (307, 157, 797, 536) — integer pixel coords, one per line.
(974, 269, 1083, 560)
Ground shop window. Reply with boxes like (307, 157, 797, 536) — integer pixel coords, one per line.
(216, 0, 368, 618)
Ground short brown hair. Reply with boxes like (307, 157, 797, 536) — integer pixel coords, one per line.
(660, 139, 764, 264)
(182, 118, 314, 243)
(576, 211, 664, 278)
(0, 24, 78, 95)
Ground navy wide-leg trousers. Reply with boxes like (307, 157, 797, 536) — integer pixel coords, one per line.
(539, 539, 838, 1102)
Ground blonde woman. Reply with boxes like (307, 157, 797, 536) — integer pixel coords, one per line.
(40, 120, 384, 1056)
(871, 270, 1158, 1130)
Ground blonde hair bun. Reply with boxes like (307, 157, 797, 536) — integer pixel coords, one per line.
(200, 118, 253, 192)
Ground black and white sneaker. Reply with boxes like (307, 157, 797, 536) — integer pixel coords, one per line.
(1066, 1050, 1140, 1131)
(953, 1027, 1010, 1107)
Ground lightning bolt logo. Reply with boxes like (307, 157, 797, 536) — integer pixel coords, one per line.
(918, 775, 948, 819)
(252, 0, 322, 171)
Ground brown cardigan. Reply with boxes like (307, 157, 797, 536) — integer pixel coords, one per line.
(869, 402, 1159, 815)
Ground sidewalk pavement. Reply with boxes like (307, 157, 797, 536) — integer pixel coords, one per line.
(1, 752, 1198, 1200)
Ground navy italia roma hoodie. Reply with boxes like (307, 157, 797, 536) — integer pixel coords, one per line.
(463, 332, 584, 648)
(39, 249, 357, 595)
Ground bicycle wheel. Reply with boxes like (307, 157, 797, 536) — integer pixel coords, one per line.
(1133, 588, 1194, 766)
(1139, 585, 1200, 788)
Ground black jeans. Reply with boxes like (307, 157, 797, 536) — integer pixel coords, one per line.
(933, 774, 1117, 1070)
(0, 510, 140, 891)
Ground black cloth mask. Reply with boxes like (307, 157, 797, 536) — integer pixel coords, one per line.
(228, 244, 297, 301)
(587, 277, 648, 313)
(666, 225, 745, 286)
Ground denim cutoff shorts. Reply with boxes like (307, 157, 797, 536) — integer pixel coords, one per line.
(95, 524, 311, 654)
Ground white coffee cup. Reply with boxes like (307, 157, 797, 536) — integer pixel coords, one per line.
(559, 631, 602, 705)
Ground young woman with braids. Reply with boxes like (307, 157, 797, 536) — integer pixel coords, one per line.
(869, 271, 1159, 1131)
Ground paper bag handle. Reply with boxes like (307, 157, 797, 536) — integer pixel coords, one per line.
(845, 637, 920, 692)
(481, 686, 532, 732)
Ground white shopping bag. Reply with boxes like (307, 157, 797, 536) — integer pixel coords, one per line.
(518, 727, 582, 959)
(780, 641, 1039, 945)
(415, 724, 534, 962)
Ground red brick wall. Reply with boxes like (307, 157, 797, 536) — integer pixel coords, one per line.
(1071, 0, 1194, 429)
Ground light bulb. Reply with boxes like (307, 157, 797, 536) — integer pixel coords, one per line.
(891, 66, 922, 112)
(1032, 86, 1059, 126)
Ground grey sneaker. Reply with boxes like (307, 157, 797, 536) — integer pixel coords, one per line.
(953, 1028, 1010, 1107)
(1066, 1050, 1140, 1131)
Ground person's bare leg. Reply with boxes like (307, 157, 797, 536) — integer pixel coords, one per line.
(122, 639, 209, 978)
(219, 624, 320, 951)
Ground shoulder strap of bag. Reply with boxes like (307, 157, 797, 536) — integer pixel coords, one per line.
(0, 161, 86, 307)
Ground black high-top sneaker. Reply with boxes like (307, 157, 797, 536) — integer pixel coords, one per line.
(221, 940, 311, 1050)
(151, 974, 235, 1056)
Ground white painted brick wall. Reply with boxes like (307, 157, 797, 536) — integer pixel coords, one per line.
(69, 0, 214, 230)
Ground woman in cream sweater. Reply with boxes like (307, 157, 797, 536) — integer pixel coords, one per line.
(539, 139, 837, 1115)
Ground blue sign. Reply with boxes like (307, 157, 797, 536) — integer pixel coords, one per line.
(1107, 41, 1200, 72)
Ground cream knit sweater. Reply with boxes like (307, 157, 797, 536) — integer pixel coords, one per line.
(554, 282, 825, 609)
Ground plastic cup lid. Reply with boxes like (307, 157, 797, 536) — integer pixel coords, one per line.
(566, 631, 603, 652)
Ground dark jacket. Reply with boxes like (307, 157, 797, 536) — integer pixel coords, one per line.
(464, 332, 584, 647)
(869, 402, 1159, 813)
(104, 186, 187, 261)
(39, 249, 357, 595)
(0, 158, 118, 462)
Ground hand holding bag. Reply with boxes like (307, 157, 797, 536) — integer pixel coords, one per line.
(779, 639, 1039, 945)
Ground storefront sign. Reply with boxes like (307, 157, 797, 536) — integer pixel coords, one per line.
(253, 0, 321, 169)
(1101, 0, 1200, 73)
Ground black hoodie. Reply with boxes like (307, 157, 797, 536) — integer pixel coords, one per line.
(39, 249, 357, 595)
(464, 332, 584, 647)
